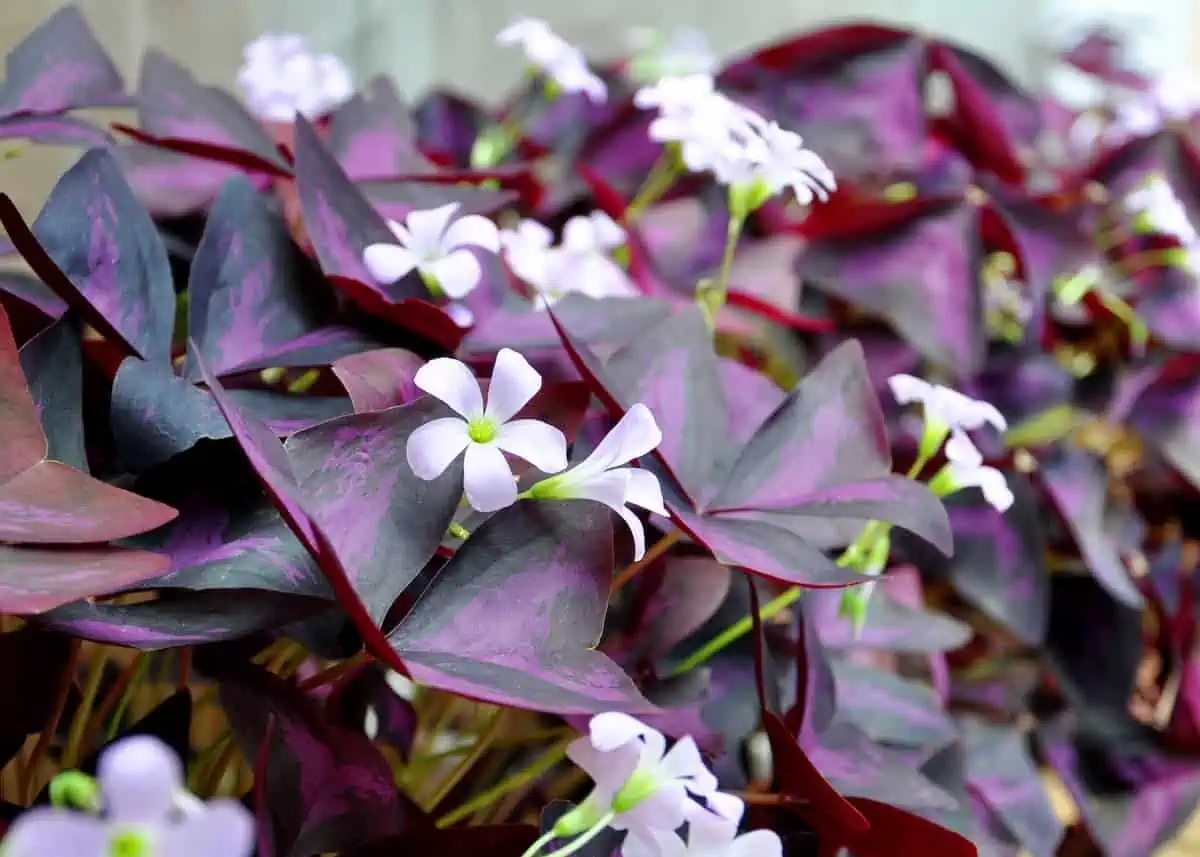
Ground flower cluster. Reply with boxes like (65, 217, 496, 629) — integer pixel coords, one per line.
(236, 33, 354, 122)
(498, 18, 607, 103)
(502, 211, 639, 307)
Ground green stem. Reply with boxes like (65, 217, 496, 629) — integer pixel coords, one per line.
(436, 736, 571, 828)
(106, 653, 152, 741)
(518, 831, 559, 857)
(543, 813, 617, 857)
(422, 708, 506, 811)
(626, 152, 679, 219)
(63, 649, 106, 769)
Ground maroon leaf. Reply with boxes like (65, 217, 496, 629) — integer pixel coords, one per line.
(135, 50, 290, 176)
(388, 501, 653, 715)
(0, 6, 126, 117)
(332, 348, 425, 412)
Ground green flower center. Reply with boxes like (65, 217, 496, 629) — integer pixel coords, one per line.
(108, 829, 152, 857)
(467, 415, 498, 444)
(612, 768, 660, 813)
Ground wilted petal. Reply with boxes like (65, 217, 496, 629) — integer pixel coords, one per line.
(578, 404, 663, 475)
(0, 809, 107, 857)
(363, 244, 417, 285)
(495, 419, 567, 474)
(414, 358, 485, 417)
(424, 249, 482, 299)
(160, 800, 255, 857)
(484, 348, 543, 423)
(406, 203, 461, 253)
(100, 735, 183, 823)
(463, 443, 518, 512)
(443, 214, 501, 253)
(625, 467, 667, 516)
(406, 417, 471, 480)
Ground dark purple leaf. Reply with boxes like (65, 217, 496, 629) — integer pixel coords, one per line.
(1040, 447, 1143, 607)
(939, 480, 1049, 645)
(961, 718, 1063, 857)
(0, 6, 126, 116)
(797, 200, 986, 376)
(0, 625, 75, 763)
(1108, 769, 1200, 857)
(388, 501, 652, 715)
(229, 389, 353, 435)
(283, 399, 463, 623)
(718, 358, 785, 446)
(1118, 362, 1200, 491)
(110, 357, 232, 472)
(412, 89, 487, 166)
(213, 657, 425, 857)
(327, 664, 417, 759)
(847, 797, 981, 857)
(358, 178, 517, 223)
(185, 177, 377, 378)
(0, 113, 111, 146)
(18, 314, 86, 471)
(808, 587, 971, 653)
(463, 295, 672, 356)
(0, 270, 66, 320)
(627, 557, 732, 662)
(344, 825, 537, 857)
(832, 659, 957, 755)
(575, 105, 662, 203)
(331, 348, 425, 412)
(41, 589, 322, 647)
(24, 148, 175, 362)
(114, 143, 242, 218)
(0, 545, 173, 615)
(326, 75, 432, 179)
(136, 50, 290, 176)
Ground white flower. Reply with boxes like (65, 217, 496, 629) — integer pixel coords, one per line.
(564, 713, 724, 838)
(406, 349, 567, 512)
(236, 33, 353, 122)
(529, 404, 666, 559)
(747, 120, 837, 206)
(363, 202, 501, 300)
(1124, 173, 1198, 245)
(623, 807, 782, 857)
(504, 213, 638, 308)
(497, 18, 607, 102)
(627, 27, 716, 83)
(943, 434, 1014, 513)
(887, 374, 1007, 461)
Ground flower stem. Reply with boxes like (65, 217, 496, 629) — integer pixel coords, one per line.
(63, 646, 107, 769)
(626, 151, 680, 220)
(421, 708, 506, 811)
(542, 812, 617, 857)
(21, 638, 80, 802)
(610, 528, 682, 591)
(436, 736, 572, 828)
(518, 831, 559, 857)
(697, 215, 744, 328)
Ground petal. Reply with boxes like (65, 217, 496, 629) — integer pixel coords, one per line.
(623, 830, 687, 857)
(616, 504, 648, 563)
(613, 781, 688, 834)
(590, 712, 663, 754)
(578, 403, 663, 474)
(706, 790, 746, 822)
(566, 737, 641, 795)
(443, 213, 501, 253)
(495, 419, 568, 474)
(0, 809, 107, 857)
(159, 801, 255, 857)
(589, 211, 626, 249)
(446, 302, 475, 328)
(405, 202, 461, 253)
(949, 463, 1014, 513)
(944, 429, 983, 467)
(414, 357, 484, 417)
(363, 244, 417, 284)
(685, 810, 742, 853)
(463, 443, 518, 513)
(385, 218, 411, 244)
(99, 735, 183, 823)
(659, 735, 717, 795)
(729, 830, 784, 857)
(886, 373, 932, 406)
(424, 249, 482, 299)
(406, 417, 471, 480)
(562, 215, 599, 254)
(625, 468, 667, 516)
(484, 348, 543, 423)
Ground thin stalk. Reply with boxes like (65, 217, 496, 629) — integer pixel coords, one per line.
(626, 152, 679, 219)
(436, 736, 572, 828)
(422, 708, 507, 811)
(610, 529, 682, 591)
(63, 647, 108, 768)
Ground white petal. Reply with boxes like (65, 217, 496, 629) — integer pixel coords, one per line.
(706, 791, 746, 822)
(484, 348, 543, 423)
(590, 712, 663, 754)
(625, 467, 667, 516)
(423, 249, 482, 299)
(363, 244, 417, 284)
(887, 373, 932, 406)
(502, 218, 554, 252)
(949, 462, 1014, 513)
(495, 419, 568, 474)
(99, 735, 183, 822)
(446, 302, 475, 328)
(442, 213, 502, 253)
(463, 443, 518, 512)
(385, 218, 412, 244)
(563, 215, 600, 254)
(658, 735, 717, 795)
(414, 358, 485, 417)
(589, 211, 626, 249)
(623, 831, 687, 857)
(613, 781, 689, 833)
(616, 505, 648, 562)
(405, 417, 471, 480)
(578, 403, 663, 474)
(406, 202, 461, 253)
(729, 830, 784, 857)
(944, 429, 983, 467)
(566, 740, 642, 796)
(685, 810, 742, 853)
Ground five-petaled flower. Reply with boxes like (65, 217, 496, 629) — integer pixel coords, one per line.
(557, 713, 730, 841)
(502, 212, 639, 308)
(1, 736, 253, 857)
(406, 349, 567, 512)
(363, 202, 501, 300)
(236, 33, 353, 122)
(497, 18, 607, 102)
(622, 803, 783, 857)
(529, 403, 666, 559)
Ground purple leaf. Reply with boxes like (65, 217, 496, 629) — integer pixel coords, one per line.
(136, 50, 290, 176)
(327, 664, 417, 760)
(464, 295, 672, 356)
(23, 148, 175, 362)
(961, 718, 1063, 857)
(809, 587, 971, 653)
(229, 389, 353, 435)
(832, 659, 958, 755)
(0, 544, 172, 615)
(0, 113, 111, 147)
(388, 501, 653, 715)
(283, 399, 463, 623)
(331, 348, 425, 412)
(326, 76, 432, 179)
(718, 358, 785, 446)
(627, 557, 732, 662)
(358, 178, 517, 222)
(0, 6, 126, 116)
(212, 656, 425, 856)
(40, 589, 322, 647)
(110, 357, 232, 472)
(412, 89, 487, 167)
(797, 200, 986, 376)
(186, 177, 378, 378)
(18, 315, 86, 471)
(0, 270, 66, 320)
(1039, 447, 1143, 607)
(114, 143, 242, 218)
